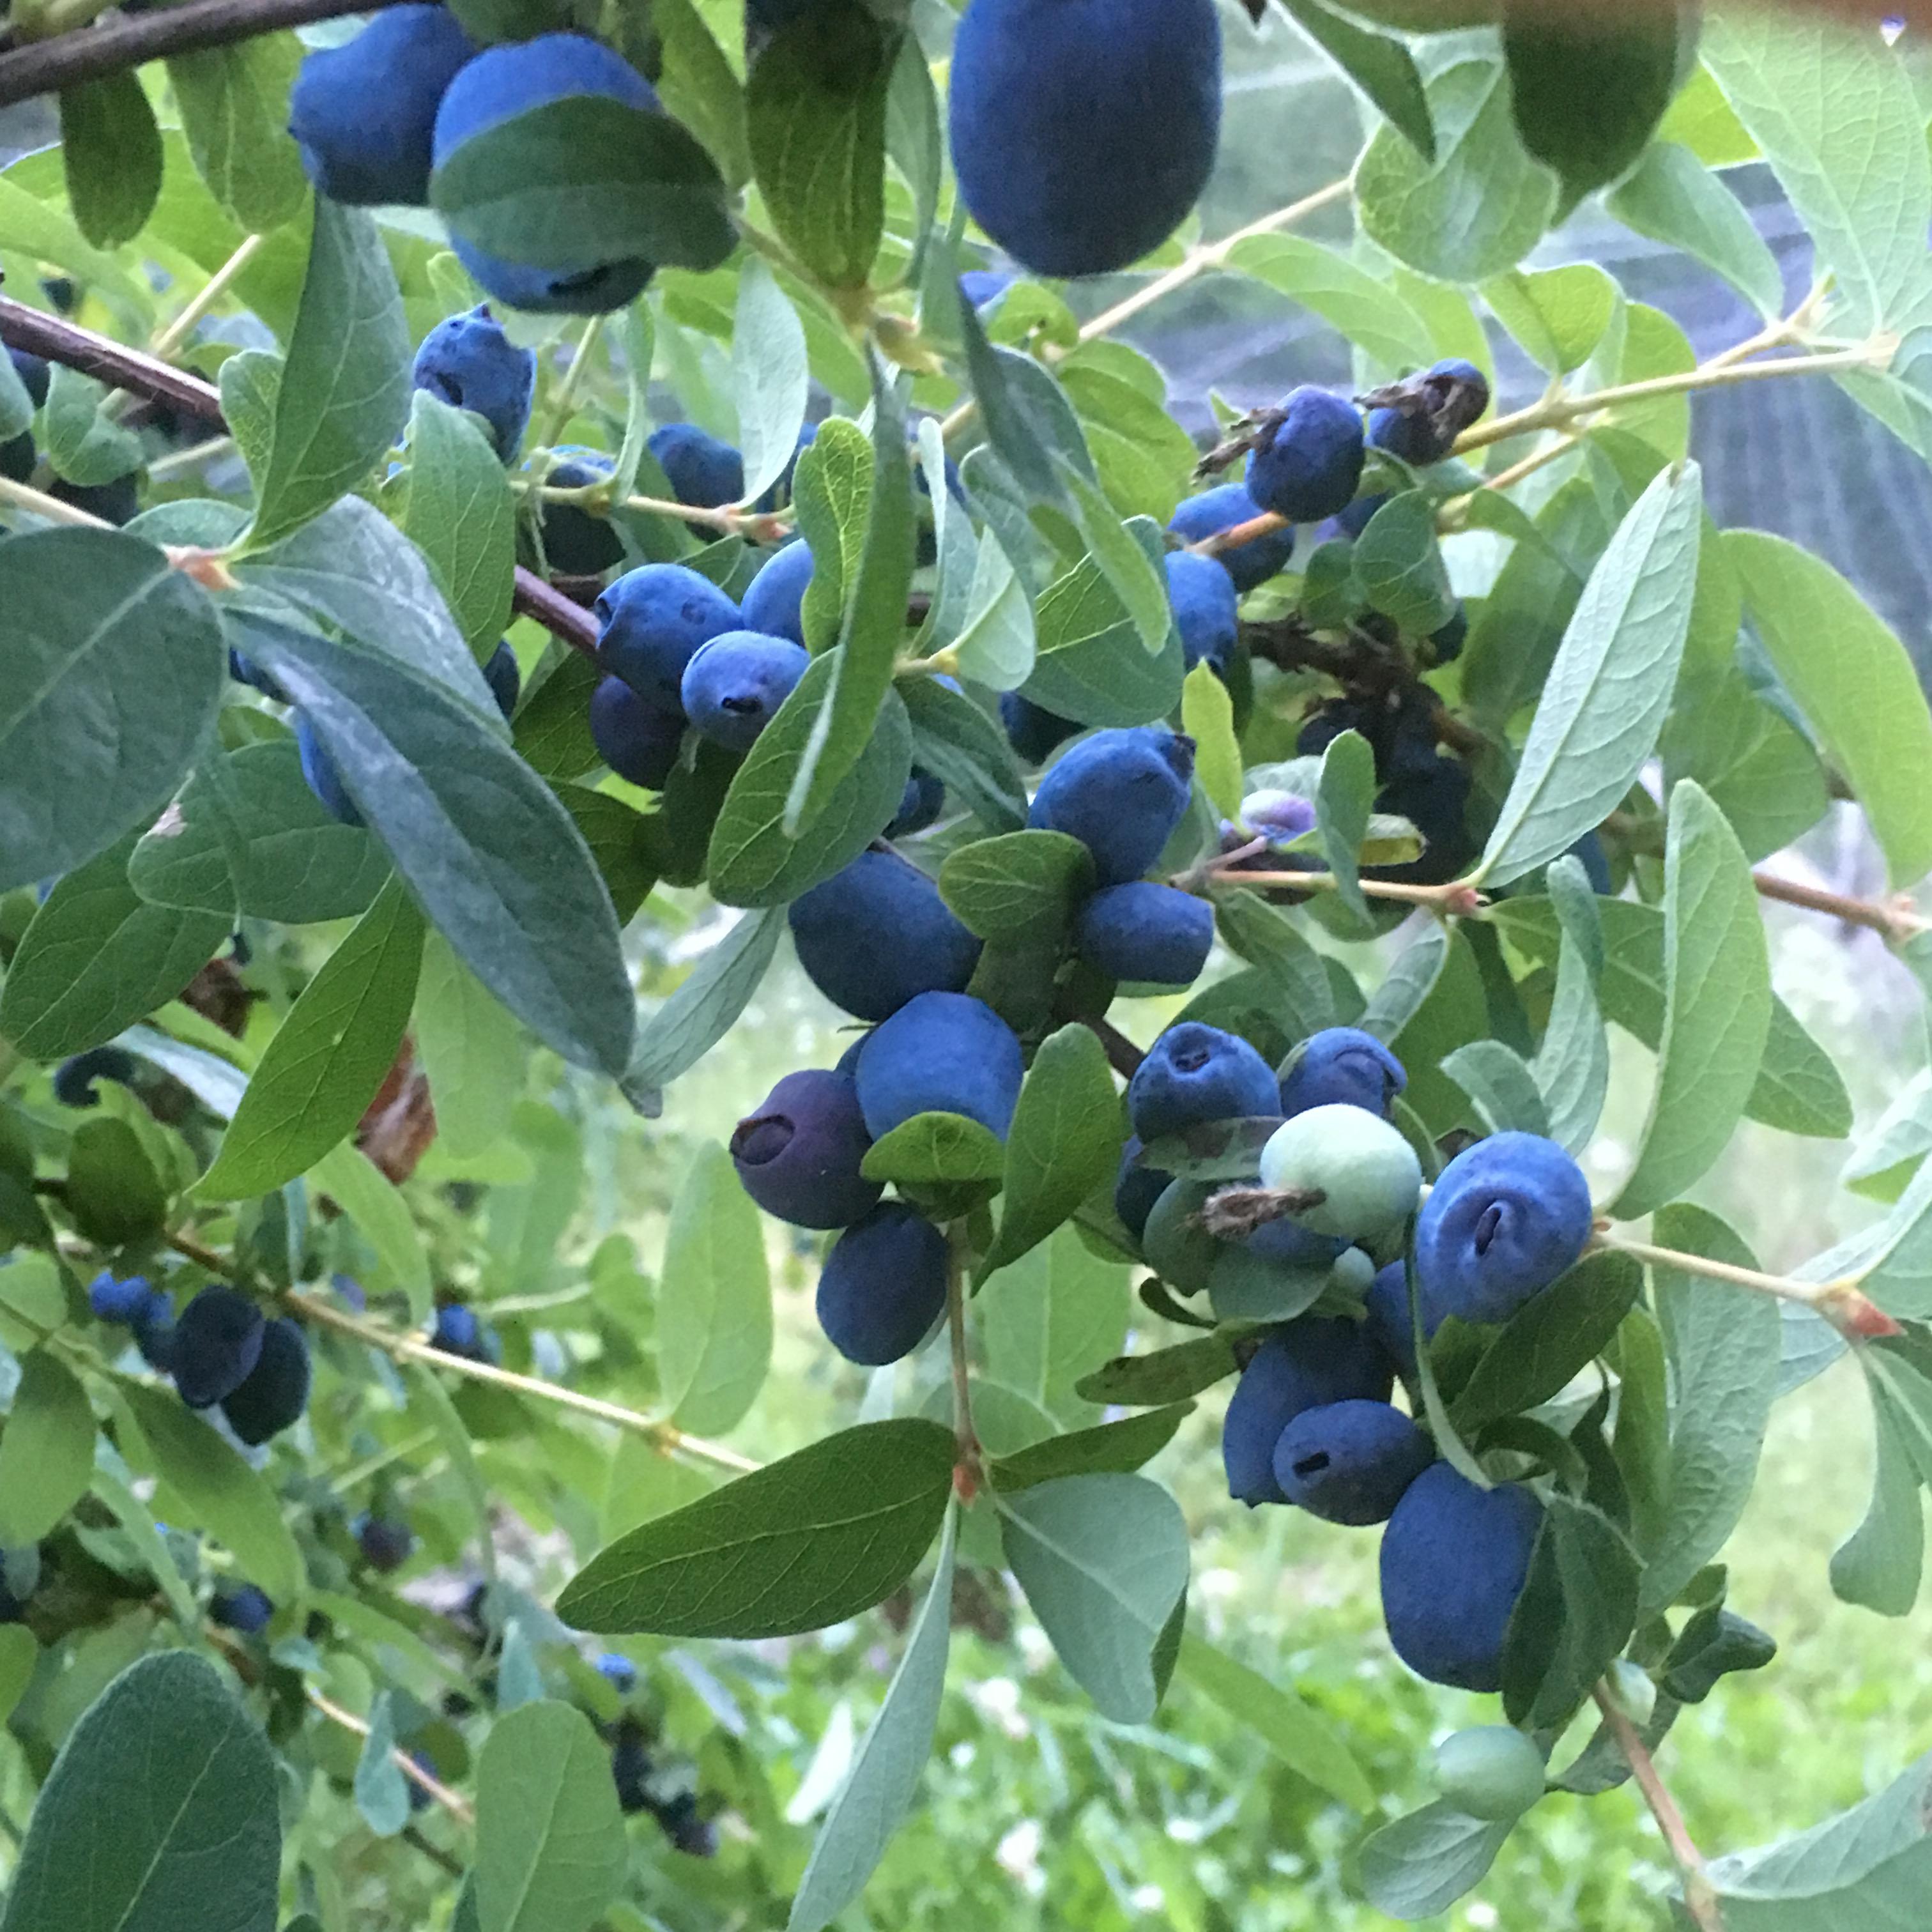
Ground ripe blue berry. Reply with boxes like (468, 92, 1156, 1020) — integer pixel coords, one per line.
(482, 640, 520, 720)
(589, 677, 686, 790)
(741, 540, 815, 646)
(999, 692, 1078, 765)
(788, 850, 981, 1022)
(53, 1045, 137, 1107)
(220, 1317, 312, 1445)
(1165, 550, 1239, 675)
(1279, 1027, 1407, 1120)
(1222, 1319, 1395, 1506)
(296, 715, 362, 827)
(88, 1269, 156, 1325)
(1272, 1398, 1433, 1524)
(172, 1287, 266, 1409)
(355, 1514, 415, 1573)
(539, 450, 625, 576)
(648, 424, 746, 509)
(1027, 727, 1195, 886)
(595, 564, 744, 710)
(1076, 881, 1213, 986)
(1167, 484, 1295, 594)
(411, 305, 536, 459)
(853, 991, 1023, 1141)
(730, 1069, 882, 1230)
(1414, 1131, 1593, 1326)
(210, 1583, 274, 1634)
(1379, 1463, 1542, 1690)
(680, 631, 810, 749)
(289, 4, 473, 206)
(1128, 1022, 1278, 1143)
(1246, 388, 1366, 525)
(433, 36, 661, 313)
(816, 1202, 949, 1365)
(948, 0, 1222, 277)
(886, 769, 946, 838)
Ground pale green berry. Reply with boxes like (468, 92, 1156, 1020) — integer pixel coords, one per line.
(1432, 1725, 1545, 1821)
(1257, 1104, 1422, 1241)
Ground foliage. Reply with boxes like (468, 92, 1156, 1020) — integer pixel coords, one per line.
(0, 3, 1931, 1929)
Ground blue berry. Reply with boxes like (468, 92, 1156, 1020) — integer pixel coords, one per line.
(411, 305, 535, 458)
(1246, 388, 1365, 524)
(1272, 1398, 1433, 1524)
(730, 1069, 882, 1230)
(1221, 1319, 1395, 1506)
(816, 1202, 949, 1365)
(1167, 484, 1296, 594)
(740, 540, 815, 647)
(852, 991, 1023, 1141)
(1076, 881, 1213, 986)
(220, 1317, 312, 1445)
(1128, 1022, 1278, 1143)
(589, 677, 686, 790)
(171, 1287, 266, 1410)
(680, 631, 809, 750)
(1279, 1027, 1407, 1120)
(648, 424, 745, 509)
(1027, 727, 1195, 886)
(1165, 550, 1238, 675)
(788, 850, 981, 1022)
(595, 563, 744, 710)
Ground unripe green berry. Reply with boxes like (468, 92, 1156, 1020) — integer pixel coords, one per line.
(1258, 1105, 1422, 1241)
(1330, 1246, 1377, 1298)
(1431, 1725, 1545, 1821)
(1143, 1178, 1218, 1296)
(1605, 1657, 1657, 1728)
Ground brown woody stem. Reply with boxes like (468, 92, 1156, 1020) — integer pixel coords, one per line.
(1592, 1683, 1726, 1932)
(0, 293, 602, 659)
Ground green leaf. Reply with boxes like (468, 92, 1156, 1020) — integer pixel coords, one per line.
(473, 1702, 627, 1932)
(198, 880, 424, 1199)
(1441, 1039, 1551, 1138)
(410, 932, 525, 1162)
(1501, 1492, 1640, 1729)
(1064, 471, 1171, 655)
(0, 528, 224, 895)
(997, 1472, 1188, 1724)
(981, 1025, 1123, 1277)
(785, 355, 916, 834)
(238, 617, 635, 1078)
(1452, 1252, 1642, 1433)
(1354, 493, 1458, 640)
(1362, 927, 1450, 1043)
(624, 907, 783, 1107)
(1726, 530, 1932, 887)
(707, 652, 912, 907)
(1277, 0, 1433, 159)
(248, 201, 411, 550)
(313, 1142, 432, 1319)
(1388, 926, 1490, 1137)
(557, 1420, 954, 1637)
(58, 72, 163, 250)
(787, 1510, 956, 1932)
(1706, 1751, 1932, 1926)
(0, 341, 31, 441)
(1358, 1801, 1514, 1922)
(129, 740, 390, 924)
(654, 0, 751, 189)
(1491, 895, 1851, 1141)
(167, 33, 307, 234)
(1482, 264, 1618, 374)
(431, 94, 735, 276)
(1478, 462, 1703, 887)
(1834, 1377, 1926, 1614)
(91, 1466, 198, 1629)
(745, 0, 895, 287)
(946, 530, 1037, 693)
(1611, 781, 1772, 1220)
(40, 364, 144, 487)
(403, 392, 517, 660)
(982, 1225, 1131, 1418)
(1313, 728, 1377, 928)
(1356, 54, 1558, 284)
(1501, 4, 1689, 205)
(1021, 542, 1185, 728)
(1702, 12, 1932, 337)
(1606, 142, 1784, 317)
(656, 1141, 772, 1436)
(1180, 663, 1243, 819)
(733, 259, 810, 505)
(243, 496, 502, 719)
(861, 1111, 1005, 1188)
(1, 838, 230, 1061)
(1659, 666, 1829, 865)
(1643, 1204, 1780, 1613)
(0, 1350, 95, 1547)
(353, 1693, 410, 1839)
(939, 830, 1094, 941)
(991, 1404, 1191, 1491)
(0, 1624, 37, 1724)
(65, 1116, 168, 1246)
(792, 419, 870, 650)
(0, 1254, 68, 1351)
(0, 1653, 280, 1932)
(1176, 1633, 1372, 1811)
(901, 675, 1028, 834)
(117, 1381, 304, 1605)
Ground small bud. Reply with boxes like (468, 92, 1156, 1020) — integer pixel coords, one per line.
(1605, 1657, 1657, 1728)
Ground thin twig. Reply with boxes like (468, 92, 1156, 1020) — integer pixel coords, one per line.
(284, 1287, 762, 1474)
(1588, 1231, 1899, 1340)
(1082, 1013, 1146, 1079)
(0, 472, 105, 525)
(1751, 869, 1928, 943)
(1201, 866, 1482, 916)
(1592, 1683, 1726, 1932)
(151, 233, 264, 362)
(940, 176, 1353, 443)
(307, 1687, 476, 1825)
(0, 0, 402, 109)
(0, 295, 603, 659)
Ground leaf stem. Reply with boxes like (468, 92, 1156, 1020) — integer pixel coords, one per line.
(1200, 866, 1482, 916)
(0, 472, 107, 526)
(946, 1229, 981, 1498)
(307, 1687, 476, 1825)
(1591, 1682, 1726, 1932)
(283, 1287, 762, 1474)
(1750, 868, 1928, 943)
(535, 313, 605, 453)
(150, 233, 264, 363)
(0, 0, 404, 107)
(515, 474, 792, 544)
